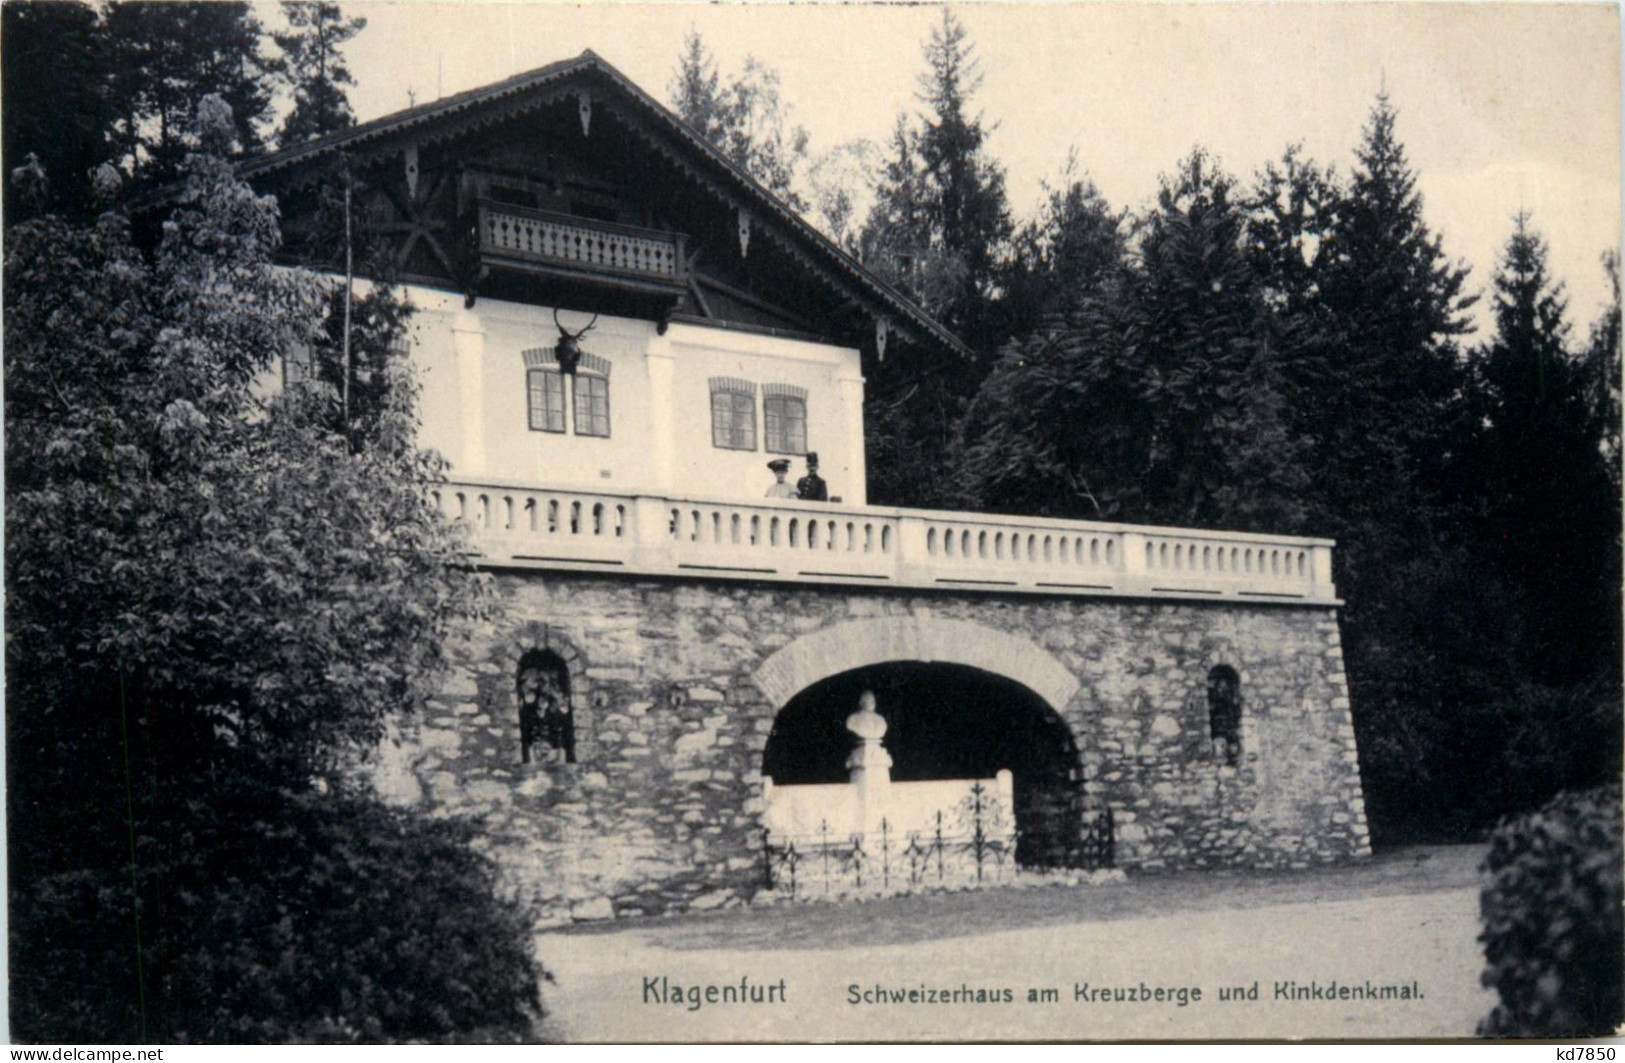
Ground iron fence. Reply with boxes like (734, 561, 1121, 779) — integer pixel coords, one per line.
(763, 788, 1114, 900)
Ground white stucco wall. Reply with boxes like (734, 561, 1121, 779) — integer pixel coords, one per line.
(400, 285, 868, 504)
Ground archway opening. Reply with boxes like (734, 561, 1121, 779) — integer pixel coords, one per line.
(763, 662, 1084, 867)
(518, 648, 574, 764)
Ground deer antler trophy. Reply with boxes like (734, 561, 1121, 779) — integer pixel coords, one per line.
(552, 309, 599, 375)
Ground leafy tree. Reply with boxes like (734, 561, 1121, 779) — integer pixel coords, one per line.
(1130, 151, 1308, 528)
(273, 1, 368, 146)
(805, 138, 879, 253)
(953, 272, 1142, 519)
(5, 98, 538, 1040)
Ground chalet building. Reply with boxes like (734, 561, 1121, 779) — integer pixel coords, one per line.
(241, 51, 1370, 920)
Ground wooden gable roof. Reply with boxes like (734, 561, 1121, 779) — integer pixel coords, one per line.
(220, 50, 969, 361)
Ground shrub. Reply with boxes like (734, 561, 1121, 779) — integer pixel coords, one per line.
(1478, 783, 1624, 1037)
(11, 781, 545, 1043)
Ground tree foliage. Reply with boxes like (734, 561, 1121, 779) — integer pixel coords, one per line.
(960, 150, 1306, 531)
(669, 31, 809, 210)
(273, 1, 368, 145)
(1, 0, 115, 220)
(860, 9, 1011, 343)
(5, 101, 540, 1041)
(1584, 251, 1622, 487)
(3, 0, 370, 217)
(1479, 784, 1624, 1038)
(103, 2, 277, 182)
(994, 152, 1126, 340)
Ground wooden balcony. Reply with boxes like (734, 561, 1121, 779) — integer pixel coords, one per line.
(476, 201, 688, 297)
(433, 478, 1340, 605)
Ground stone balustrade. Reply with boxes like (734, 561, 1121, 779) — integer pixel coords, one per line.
(432, 478, 1339, 604)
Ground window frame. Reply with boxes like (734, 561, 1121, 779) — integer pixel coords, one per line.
(572, 370, 611, 438)
(527, 366, 568, 434)
(763, 385, 808, 456)
(524, 347, 612, 439)
(709, 378, 758, 451)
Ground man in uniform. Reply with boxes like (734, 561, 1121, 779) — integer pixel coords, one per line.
(764, 458, 797, 498)
(796, 452, 828, 502)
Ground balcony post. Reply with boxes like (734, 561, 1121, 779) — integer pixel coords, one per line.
(893, 514, 928, 584)
(1119, 530, 1148, 590)
(630, 495, 675, 573)
(1311, 544, 1337, 598)
(617, 497, 669, 575)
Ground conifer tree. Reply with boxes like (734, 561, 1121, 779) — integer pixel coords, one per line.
(860, 11, 1011, 508)
(861, 9, 1010, 344)
(670, 30, 727, 143)
(668, 32, 808, 209)
(1584, 251, 1622, 487)
(958, 150, 1305, 531)
(1469, 215, 1618, 678)
(1287, 96, 1477, 840)
(1316, 92, 1475, 514)
(274, 1, 368, 146)
(103, 2, 276, 181)
(993, 151, 1125, 342)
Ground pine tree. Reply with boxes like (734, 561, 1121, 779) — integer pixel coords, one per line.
(862, 9, 1010, 344)
(1470, 214, 1617, 676)
(859, 11, 1011, 509)
(1291, 95, 1479, 840)
(915, 8, 1010, 326)
(104, 2, 276, 182)
(958, 150, 1306, 531)
(670, 30, 727, 143)
(668, 33, 808, 209)
(274, 1, 367, 146)
(994, 151, 1125, 341)
(1584, 251, 1622, 487)
(1317, 92, 1475, 511)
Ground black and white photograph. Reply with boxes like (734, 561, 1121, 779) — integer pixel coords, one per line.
(3, 0, 1621, 1044)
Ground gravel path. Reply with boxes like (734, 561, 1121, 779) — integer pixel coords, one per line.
(534, 844, 1495, 1041)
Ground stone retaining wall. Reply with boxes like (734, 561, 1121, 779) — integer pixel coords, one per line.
(370, 572, 1370, 924)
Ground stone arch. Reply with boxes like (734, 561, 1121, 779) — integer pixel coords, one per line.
(753, 616, 1079, 713)
(483, 622, 593, 763)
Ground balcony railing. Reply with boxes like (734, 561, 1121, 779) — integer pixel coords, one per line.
(477, 201, 686, 290)
(432, 479, 1339, 605)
